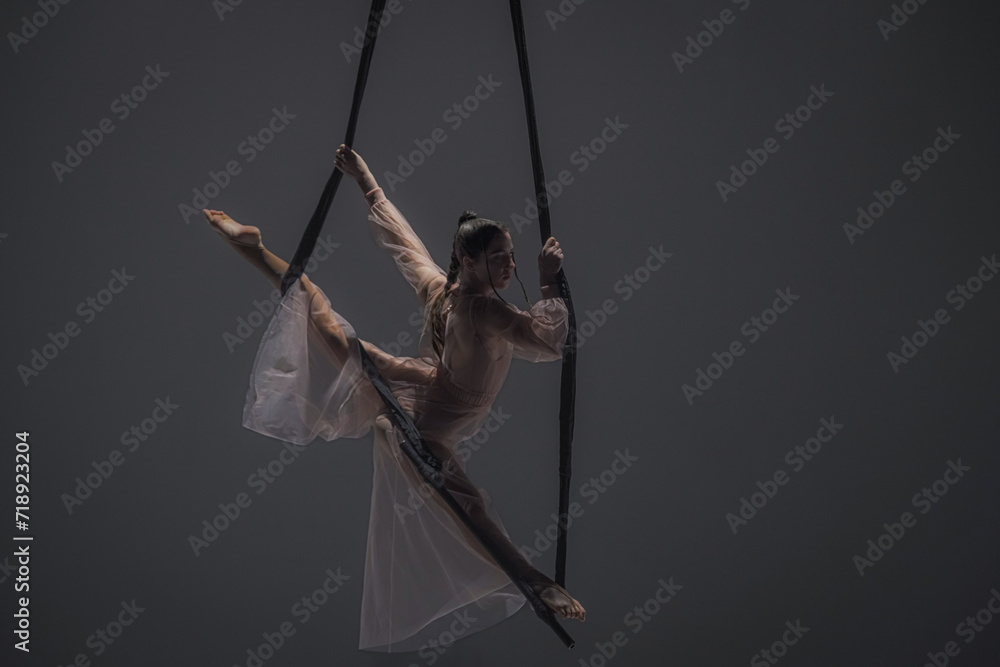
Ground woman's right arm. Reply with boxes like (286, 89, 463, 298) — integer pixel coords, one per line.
(334, 145, 446, 307)
(335, 143, 379, 193)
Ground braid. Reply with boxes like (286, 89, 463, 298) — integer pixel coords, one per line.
(429, 242, 461, 359)
(429, 212, 473, 358)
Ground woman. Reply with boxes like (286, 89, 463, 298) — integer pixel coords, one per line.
(204, 144, 585, 652)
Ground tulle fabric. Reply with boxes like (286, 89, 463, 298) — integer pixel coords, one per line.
(240, 188, 569, 652)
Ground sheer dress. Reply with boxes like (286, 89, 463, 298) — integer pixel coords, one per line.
(240, 187, 569, 651)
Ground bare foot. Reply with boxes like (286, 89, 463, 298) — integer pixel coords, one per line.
(533, 582, 586, 621)
(203, 208, 261, 248)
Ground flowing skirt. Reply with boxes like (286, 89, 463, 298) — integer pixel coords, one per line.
(240, 278, 526, 651)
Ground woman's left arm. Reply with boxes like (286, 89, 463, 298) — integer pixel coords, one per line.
(474, 294, 570, 363)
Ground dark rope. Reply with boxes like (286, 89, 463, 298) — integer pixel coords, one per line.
(275, 0, 575, 649)
(506, 0, 578, 588)
(279, 0, 387, 297)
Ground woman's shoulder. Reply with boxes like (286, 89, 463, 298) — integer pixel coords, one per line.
(452, 291, 511, 303)
(452, 291, 518, 314)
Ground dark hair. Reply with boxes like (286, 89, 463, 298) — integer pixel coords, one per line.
(427, 209, 530, 358)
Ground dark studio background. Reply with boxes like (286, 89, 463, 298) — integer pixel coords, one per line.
(2, 0, 998, 665)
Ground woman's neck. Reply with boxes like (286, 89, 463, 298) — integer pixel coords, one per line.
(455, 281, 491, 296)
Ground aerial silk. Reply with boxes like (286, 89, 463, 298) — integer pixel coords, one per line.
(276, 0, 578, 648)
(506, 0, 578, 590)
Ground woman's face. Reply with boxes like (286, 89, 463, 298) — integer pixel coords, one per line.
(466, 231, 515, 288)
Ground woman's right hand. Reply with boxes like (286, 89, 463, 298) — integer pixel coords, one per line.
(538, 236, 564, 283)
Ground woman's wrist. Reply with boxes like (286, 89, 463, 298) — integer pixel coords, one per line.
(357, 170, 378, 194)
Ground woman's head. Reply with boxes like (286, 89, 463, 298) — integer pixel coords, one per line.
(453, 211, 515, 291)
(427, 209, 530, 357)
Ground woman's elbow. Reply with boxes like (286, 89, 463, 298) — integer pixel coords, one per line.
(520, 343, 565, 363)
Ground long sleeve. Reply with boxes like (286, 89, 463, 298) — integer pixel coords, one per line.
(365, 187, 447, 308)
(472, 294, 569, 363)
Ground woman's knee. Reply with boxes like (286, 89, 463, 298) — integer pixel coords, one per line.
(445, 482, 489, 519)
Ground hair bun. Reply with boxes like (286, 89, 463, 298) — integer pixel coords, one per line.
(458, 210, 477, 225)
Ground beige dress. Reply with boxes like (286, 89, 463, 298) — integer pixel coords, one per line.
(241, 187, 569, 651)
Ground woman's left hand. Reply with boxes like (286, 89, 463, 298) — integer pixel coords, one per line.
(538, 236, 564, 282)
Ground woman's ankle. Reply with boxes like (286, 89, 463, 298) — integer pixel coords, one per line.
(524, 571, 553, 590)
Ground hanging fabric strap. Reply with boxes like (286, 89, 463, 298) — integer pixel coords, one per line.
(275, 0, 575, 649)
(506, 0, 578, 588)
(280, 0, 386, 297)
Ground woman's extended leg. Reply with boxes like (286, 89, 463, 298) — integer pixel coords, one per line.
(204, 209, 352, 367)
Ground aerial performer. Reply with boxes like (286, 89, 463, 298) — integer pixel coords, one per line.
(204, 144, 585, 651)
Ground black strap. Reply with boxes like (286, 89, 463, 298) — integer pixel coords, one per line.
(280, 0, 386, 297)
(507, 0, 578, 588)
(275, 0, 575, 649)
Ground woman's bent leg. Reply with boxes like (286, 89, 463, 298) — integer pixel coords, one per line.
(399, 443, 584, 620)
(397, 439, 575, 594)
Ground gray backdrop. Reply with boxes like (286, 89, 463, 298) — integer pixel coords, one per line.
(3, 0, 999, 665)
